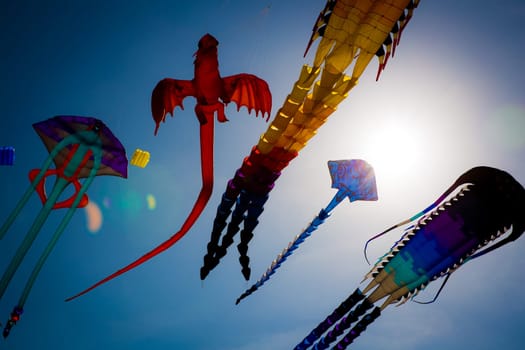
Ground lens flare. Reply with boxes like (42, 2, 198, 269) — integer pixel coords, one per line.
(84, 200, 103, 233)
(146, 194, 156, 210)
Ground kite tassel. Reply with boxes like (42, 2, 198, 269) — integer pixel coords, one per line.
(2, 306, 23, 339)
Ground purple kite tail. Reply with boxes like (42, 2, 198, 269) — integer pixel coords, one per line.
(311, 301, 377, 350)
(294, 289, 364, 350)
(236, 207, 330, 304)
(331, 306, 381, 349)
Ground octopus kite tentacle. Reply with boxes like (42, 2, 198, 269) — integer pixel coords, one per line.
(295, 166, 525, 349)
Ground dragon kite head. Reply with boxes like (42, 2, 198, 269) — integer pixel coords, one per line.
(198, 33, 219, 50)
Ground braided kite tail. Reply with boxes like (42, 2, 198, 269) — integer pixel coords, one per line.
(200, 202, 245, 279)
(200, 190, 249, 279)
(332, 306, 381, 349)
(201, 190, 268, 280)
(200, 193, 237, 280)
(235, 208, 329, 304)
(236, 192, 268, 280)
(294, 289, 364, 350)
(237, 226, 255, 280)
(311, 299, 375, 350)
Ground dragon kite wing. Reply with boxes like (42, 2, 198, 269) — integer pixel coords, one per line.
(151, 78, 195, 135)
(222, 73, 272, 121)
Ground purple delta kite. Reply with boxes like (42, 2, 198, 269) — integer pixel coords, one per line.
(0, 116, 127, 338)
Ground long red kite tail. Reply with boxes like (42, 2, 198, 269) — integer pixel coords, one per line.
(66, 120, 215, 302)
(65, 232, 185, 301)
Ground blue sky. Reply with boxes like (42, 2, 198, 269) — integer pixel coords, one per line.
(1, 1, 524, 349)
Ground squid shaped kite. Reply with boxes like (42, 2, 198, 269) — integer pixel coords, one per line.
(0, 116, 127, 338)
(294, 166, 525, 349)
(236, 159, 377, 304)
(201, 0, 421, 281)
(66, 33, 272, 301)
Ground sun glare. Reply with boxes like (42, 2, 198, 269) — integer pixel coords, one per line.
(362, 121, 423, 180)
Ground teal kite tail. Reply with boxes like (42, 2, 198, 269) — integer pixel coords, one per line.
(0, 177, 68, 300)
(17, 165, 98, 308)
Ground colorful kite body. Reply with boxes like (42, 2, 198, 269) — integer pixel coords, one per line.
(66, 33, 271, 301)
(201, 0, 421, 280)
(236, 159, 377, 304)
(0, 116, 127, 338)
(294, 166, 525, 349)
